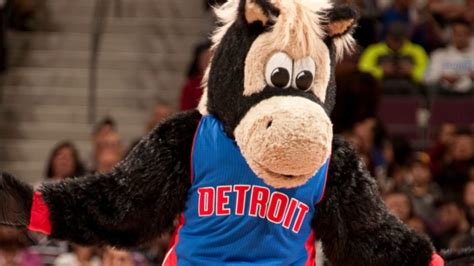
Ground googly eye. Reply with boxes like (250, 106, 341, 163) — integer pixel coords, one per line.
(265, 52, 293, 89)
(292, 57, 315, 91)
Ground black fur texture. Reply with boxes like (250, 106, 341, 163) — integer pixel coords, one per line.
(0, 172, 33, 227)
(441, 247, 474, 264)
(238, 0, 280, 24)
(38, 110, 201, 247)
(314, 136, 434, 266)
(326, 4, 360, 25)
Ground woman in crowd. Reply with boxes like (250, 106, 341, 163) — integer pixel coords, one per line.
(45, 141, 86, 181)
(32, 141, 86, 265)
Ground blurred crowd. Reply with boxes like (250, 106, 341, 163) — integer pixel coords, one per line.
(331, 0, 474, 254)
(1, 0, 474, 265)
(340, 0, 474, 95)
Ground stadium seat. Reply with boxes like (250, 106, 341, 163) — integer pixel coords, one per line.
(378, 96, 424, 141)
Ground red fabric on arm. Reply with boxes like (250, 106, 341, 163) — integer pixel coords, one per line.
(430, 253, 444, 266)
(28, 192, 52, 235)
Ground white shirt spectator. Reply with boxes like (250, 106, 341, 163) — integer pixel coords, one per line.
(54, 253, 101, 266)
(425, 44, 474, 93)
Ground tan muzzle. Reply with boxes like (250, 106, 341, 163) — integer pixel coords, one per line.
(234, 96, 333, 189)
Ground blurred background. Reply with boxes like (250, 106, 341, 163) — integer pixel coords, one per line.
(0, 0, 473, 265)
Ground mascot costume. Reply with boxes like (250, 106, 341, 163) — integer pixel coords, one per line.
(2, 0, 472, 265)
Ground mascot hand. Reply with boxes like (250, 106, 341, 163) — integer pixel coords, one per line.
(430, 253, 444, 266)
(0, 172, 34, 228)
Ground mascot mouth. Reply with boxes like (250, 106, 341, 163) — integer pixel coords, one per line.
(249, 158, 310, 180)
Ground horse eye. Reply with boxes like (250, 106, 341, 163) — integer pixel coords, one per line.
(265, 52, 293, 89)
(292, 57, 315, 91)
(271, 68, 291, 88)
(295, 71, 313, 91)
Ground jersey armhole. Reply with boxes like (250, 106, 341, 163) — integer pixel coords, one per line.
(316, 156, 331, 205)
(189, 118, 203, 184)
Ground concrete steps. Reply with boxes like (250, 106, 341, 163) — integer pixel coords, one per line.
(8, 32, 204, 52)
(8, 50, 190, 71)
(1, 67, 184, 92)
(45, 0, 207, 19)
(0, 0, 212, 181)
(1, 103, 148, 125)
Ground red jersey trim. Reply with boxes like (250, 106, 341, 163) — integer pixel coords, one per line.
(163, 214, 186, 266)
(28, 192, 52, 235)
(304, 230, 316, 266)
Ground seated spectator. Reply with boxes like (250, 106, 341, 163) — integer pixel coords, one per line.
(407, 216, 429, 236)
(0, 226, 43, 266)
(44, 141, 86, 182)
(381, 0, 416, 37)
(384, 190, 414, 223)
(435, 129, 474, 194)
(403, 152, 442, 227)
(94, 129, 123, 168)
(179, 41, 212, 111)
(428, 122, 458, 178)
(95, 150, 121, 174)
(359, 22, 429, 94)
(145, 103, 174, 133)
(425, 18, 474, 94)
(448, 180, 474, 249)
(382, 137, 416, 192)
(434, 197, 470, 249)
(92, 117, 117, 148)
(102, 247, 147, 266)
(54, 245, 100, 266)
(139, 233, 173, 265)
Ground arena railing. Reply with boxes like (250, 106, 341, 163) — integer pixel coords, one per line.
(89, 0, 122, 124)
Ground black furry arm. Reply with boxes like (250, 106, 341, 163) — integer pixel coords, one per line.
(313, 136, 434, 266)
(38, 110, 202, 247)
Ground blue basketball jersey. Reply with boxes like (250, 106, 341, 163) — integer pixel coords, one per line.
(164, 115, 329, 266)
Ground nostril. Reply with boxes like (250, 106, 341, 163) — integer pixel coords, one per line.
(266, 120, 273, 129)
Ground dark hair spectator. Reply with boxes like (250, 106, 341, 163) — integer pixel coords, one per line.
(428, 122, 458, 178)
(447, 180, 474, 249)
(93, 117, 116, 138)
(179, 40, 212, 111)
(383, 190, 415, 223)
(45, 141, 86, 180)
(435, 129, 474, 194)
(403, 152, 442, 232)
(433, 196, 470, 249)
(381, 0, 416, 38)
